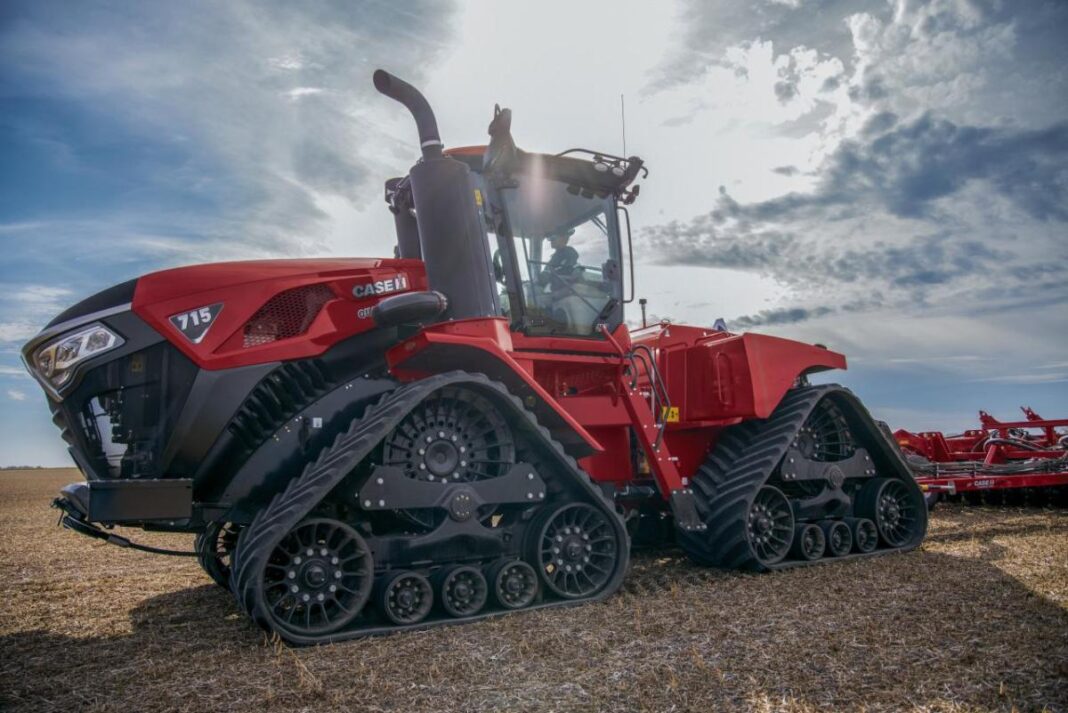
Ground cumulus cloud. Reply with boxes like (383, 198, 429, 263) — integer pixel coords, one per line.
(733, 306, 831, 328)
(644, 111, 1068, 272)
(730, 298, 883, 328)
(0, 1, 458, 276)
(739, 111, 1067, 222)
(0, 323, 41, 343)
(653, 1, 1068, 128)
(975, 373, 1068, 385)
(641, 0, 1068, 386)
(648, 0, 877, 92)
(640, 16, 1068, 330)
(0, 1, 460, 358)
(7, 389, 27, 402)
(643, 98, 1068, 328)
(845, 1, 1016, 123)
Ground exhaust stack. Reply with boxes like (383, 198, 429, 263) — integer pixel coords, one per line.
(374, 70, 499, 322)
(373, 70, 443, 161)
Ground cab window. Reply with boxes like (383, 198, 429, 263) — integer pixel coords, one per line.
(497, 177, 622, 336)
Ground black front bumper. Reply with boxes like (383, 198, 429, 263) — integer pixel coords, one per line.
(53, 482, 200, 557)
(56, 479, 193, 524)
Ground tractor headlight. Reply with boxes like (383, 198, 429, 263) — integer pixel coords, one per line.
(29, 323, 123, 393)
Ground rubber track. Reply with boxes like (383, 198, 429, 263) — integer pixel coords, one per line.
(194, 523, 228, 589)
(676, 385, 927, 572)
(230, 370, 629, 645)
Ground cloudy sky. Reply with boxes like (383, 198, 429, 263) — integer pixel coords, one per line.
(1, 0, 1066, 466)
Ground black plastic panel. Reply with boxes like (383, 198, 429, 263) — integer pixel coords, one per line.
(89, 479, 193, 522)
(46, 278, 137, 328)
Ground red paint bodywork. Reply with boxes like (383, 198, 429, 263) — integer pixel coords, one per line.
(132, 258, 849, 498)
(895, 409, 1068, 494)
(385, 315, 844, 494)
(133, 258, 427, 370)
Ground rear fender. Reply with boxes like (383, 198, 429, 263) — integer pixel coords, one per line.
(743, 333, 846, 417)
(680, 332, 846, 421)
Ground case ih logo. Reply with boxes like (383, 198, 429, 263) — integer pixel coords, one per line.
(352, 275, 408, 299)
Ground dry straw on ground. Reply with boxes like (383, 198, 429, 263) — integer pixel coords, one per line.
(1, 469, 1065, 712)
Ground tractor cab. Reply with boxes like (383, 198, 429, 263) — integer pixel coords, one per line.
(384, 91, 644, 340)
(471, 147, 642, 338)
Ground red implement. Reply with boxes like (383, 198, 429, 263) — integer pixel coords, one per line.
(894, 408, 1068, 503)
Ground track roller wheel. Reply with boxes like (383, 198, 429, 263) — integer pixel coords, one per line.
(855, 478, 924, 548)
(438, 566, 488, 618)
(195, 521, 242, 589)
(534, 503, 620, 599)
(846, 517, 878, 553)
(746, 486, 795, 566)
(790, 523, 826, 561)
(819, 520, 852, 557)
(488, 560, 538, 610)
(259, 518, 373, 637)
(379, 571, 433, 625)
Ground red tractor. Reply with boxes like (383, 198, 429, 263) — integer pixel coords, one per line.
(25, 71, 926, 644)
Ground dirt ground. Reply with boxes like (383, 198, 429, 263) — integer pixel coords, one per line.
(1, 469, 1065, 713)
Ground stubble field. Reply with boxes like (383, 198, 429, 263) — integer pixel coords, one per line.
(1, 468, 1066, 712)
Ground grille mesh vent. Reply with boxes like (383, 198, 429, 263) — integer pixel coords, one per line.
(243, 284, 334, 348)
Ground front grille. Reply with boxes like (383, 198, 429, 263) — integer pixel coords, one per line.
(227, 359, 335, 451)
(60, 342, 198, 479)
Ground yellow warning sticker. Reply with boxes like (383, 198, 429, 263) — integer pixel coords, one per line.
(474, 189, 483, 206)
(661, 406, 680, 423)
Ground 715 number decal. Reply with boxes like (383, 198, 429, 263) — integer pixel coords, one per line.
(169, 303, 223, 344)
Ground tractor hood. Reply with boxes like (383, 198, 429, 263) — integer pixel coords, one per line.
(22, 257, 420, 484)
(23, 257, 428, 399)
(130, 257, 427, 371)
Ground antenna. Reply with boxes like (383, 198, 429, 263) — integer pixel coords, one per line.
(620, 93, 627, 157)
